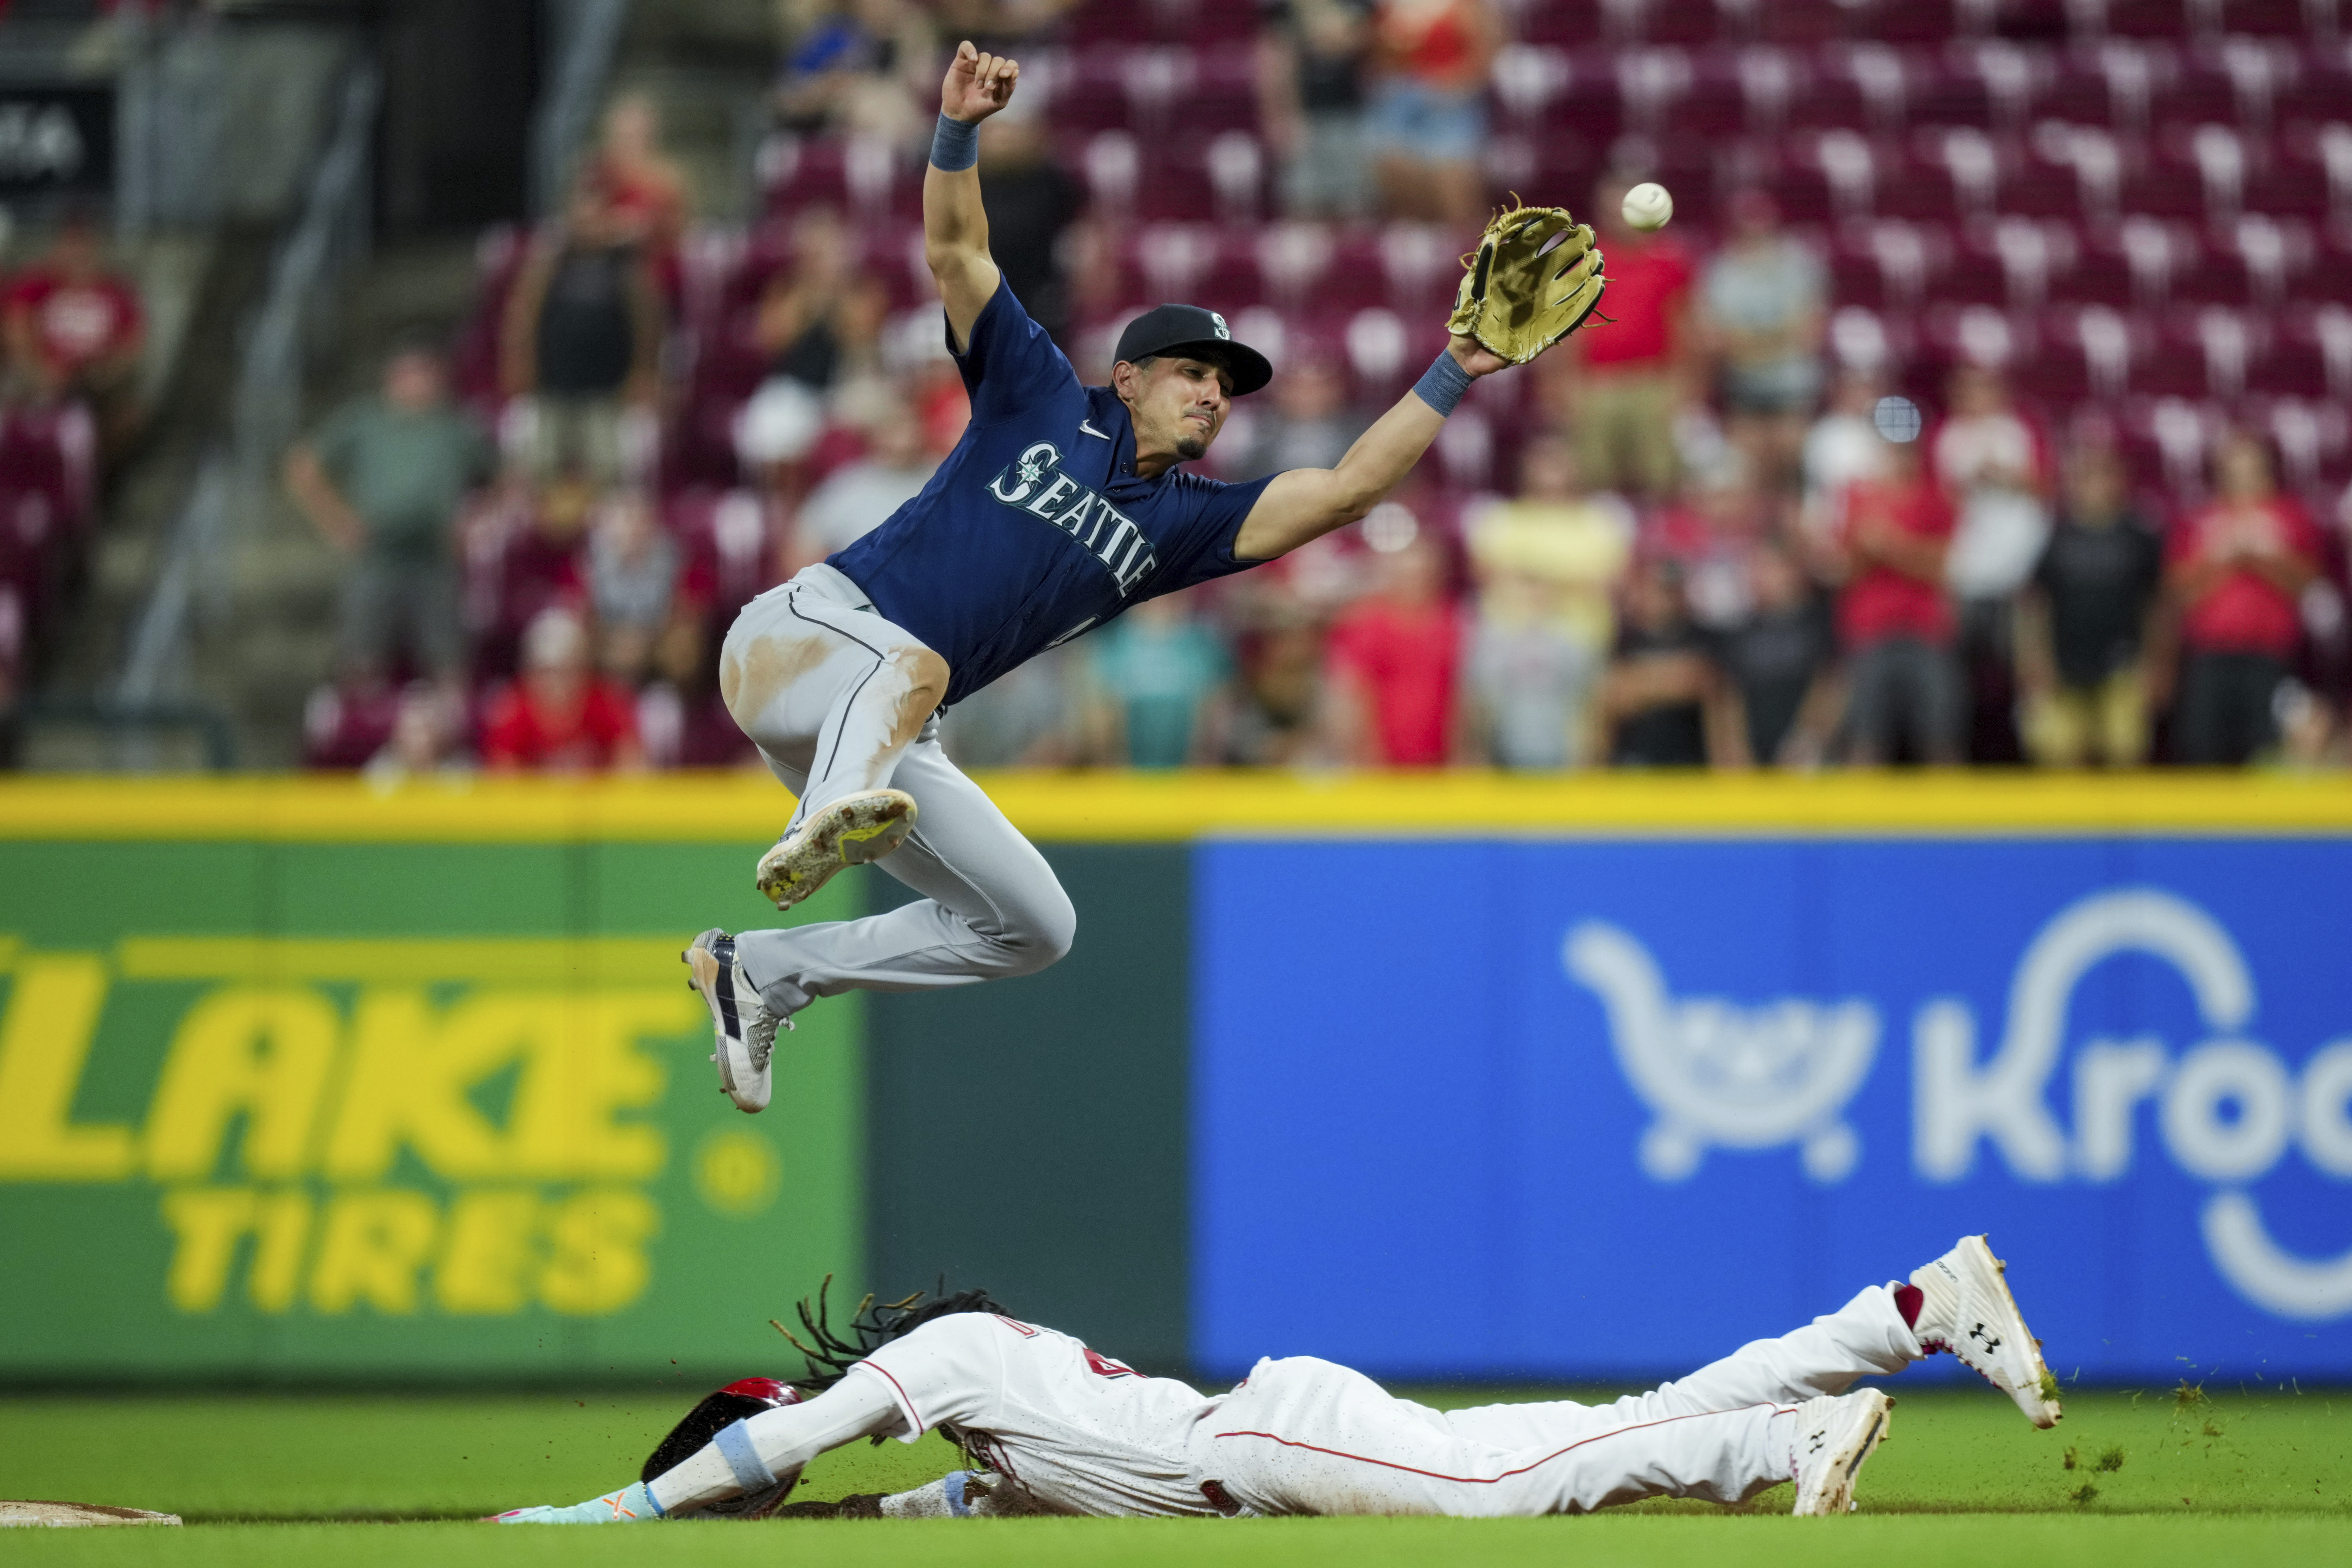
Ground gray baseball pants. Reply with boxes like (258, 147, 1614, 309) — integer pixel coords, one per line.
(719, 564, 1076, 1015)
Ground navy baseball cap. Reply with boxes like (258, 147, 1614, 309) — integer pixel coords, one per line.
(1113, 303, 1273, 396)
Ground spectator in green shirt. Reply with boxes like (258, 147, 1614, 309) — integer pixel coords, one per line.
(285, 345, 497, 682)
(1083, 593, 1232, 769)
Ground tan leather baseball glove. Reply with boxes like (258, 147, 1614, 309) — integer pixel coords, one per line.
(1447, 203, 1609, 365)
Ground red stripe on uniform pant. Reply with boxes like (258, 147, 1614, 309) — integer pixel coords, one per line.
(1207, 1402, 1795, 1486)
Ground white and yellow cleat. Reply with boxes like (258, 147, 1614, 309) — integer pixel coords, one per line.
(1790, 1389, 1893, 1517)
(1912, 1234, 2063, 1428)
(754, 789, 918, 912)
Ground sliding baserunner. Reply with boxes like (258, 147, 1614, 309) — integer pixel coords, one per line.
(495, 1234, 2060, 1523)
(684, 39, 1607, 1112)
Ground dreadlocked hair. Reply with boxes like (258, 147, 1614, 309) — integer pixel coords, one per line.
(769, 1274, 1007, 1394)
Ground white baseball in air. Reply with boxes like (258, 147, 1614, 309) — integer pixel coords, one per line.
(1620, 182, 1673, 231)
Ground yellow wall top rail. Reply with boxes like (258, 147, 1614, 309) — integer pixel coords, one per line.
(4, 770, 2352, 841)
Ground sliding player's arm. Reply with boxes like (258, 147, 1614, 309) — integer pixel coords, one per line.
(1232, 335, 1510, 561)
(926, 41, 1019, 352)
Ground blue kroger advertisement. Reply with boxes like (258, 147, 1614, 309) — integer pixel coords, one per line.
(1193, 839, 2352, 1383)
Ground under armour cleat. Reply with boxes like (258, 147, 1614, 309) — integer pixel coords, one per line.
(754, 789, 917, 912)
(684, 928, 786, 1114)
(1790, 1389, 1893, 1517)
(1911, 1234, 2063, 1429)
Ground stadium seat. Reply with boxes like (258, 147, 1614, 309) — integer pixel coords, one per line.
(1490, 43, 1572, 132)
(1919, 125, 2008, 219)
(1782, 52, 1873, 131)
(2113, 392, 2224, 500)
(1520, 0, 1607, 49)
(1064, 0, 1144, 43)
(2279, 303, 2352, 399)
(2252, 393, 2352, 492)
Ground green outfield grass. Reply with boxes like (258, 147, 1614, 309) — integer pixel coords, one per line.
(0, 1384, 2345, 1566)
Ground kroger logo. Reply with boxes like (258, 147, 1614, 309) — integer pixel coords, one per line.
(1567, 888, 2352, 1323)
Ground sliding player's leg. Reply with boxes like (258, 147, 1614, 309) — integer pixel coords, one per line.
(1441, 1283, 1919, 1454)
(1443, 1234, 2060, 1457)
(1201, 1355, 1855, 1517)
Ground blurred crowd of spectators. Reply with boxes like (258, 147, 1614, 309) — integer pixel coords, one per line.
(294, 0, 2352, 776)
(0, 208, 141, 709)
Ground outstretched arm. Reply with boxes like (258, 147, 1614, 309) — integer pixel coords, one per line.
(926, 41, 1020, 352)
(495, 1375, 902, 1524)
(1234, 336, 1510, 561)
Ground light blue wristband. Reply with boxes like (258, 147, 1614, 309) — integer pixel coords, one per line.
(931, 113, 980, 172)
(1411, 349, 1474, 417)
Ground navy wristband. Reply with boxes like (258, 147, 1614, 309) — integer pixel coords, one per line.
(1411, 349, 1474, 417)
(930, 113, 980, 172)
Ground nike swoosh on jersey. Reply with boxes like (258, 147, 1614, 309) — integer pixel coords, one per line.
(1079, 420, 1110, 439)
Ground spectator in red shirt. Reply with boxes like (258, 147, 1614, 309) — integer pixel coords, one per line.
(1819, 437, 1963, 765)
(482, 607, 646, 773)
(2165, 431, 2320, 766)
(1546, 172, 1694, 501)
(1324, 515, 1460, 767)
(2, 210, 145, 451)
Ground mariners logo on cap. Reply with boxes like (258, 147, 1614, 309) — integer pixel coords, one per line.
(1211, 312, 1230, 340)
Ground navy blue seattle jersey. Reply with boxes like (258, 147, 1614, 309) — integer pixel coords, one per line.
(828, 280, 1278, 706)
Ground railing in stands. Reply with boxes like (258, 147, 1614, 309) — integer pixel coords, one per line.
(104, 59, 380, 769)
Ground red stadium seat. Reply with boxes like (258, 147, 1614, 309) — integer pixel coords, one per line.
(1490, 44, 1573, 132)
(2251, 394, 2352, 494)
(1782, 52, 1873, 132)
(1866, 0, 1986, 43)
(1612, 44, 1696, 137)
(1064, 0, 1147, 44)
(2218, 0, 2320, 34)
(1519, 0, 1607, 48)
(2277, 120, 2352, 228)
(1891, 127, 2004, 221)
(2095, 0, 2199, 40)
(1750, 0, 1865, 45)
(2275, 55, 2352, 129)
(1909, 57, 2000, 127)
(2278, 303, 2352, 400)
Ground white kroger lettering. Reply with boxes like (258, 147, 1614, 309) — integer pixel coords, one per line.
(2069, 1037, 2169, 1180)
(1564, 922, 1878, 1184)
(2300, 1040, 2352, 1178)
(1902, 885, 2352, 1322)
(2200, 1191, 2352, 1321)
(1910, 889, 2250, 1183)
(2162, 1041, 2295, 1183)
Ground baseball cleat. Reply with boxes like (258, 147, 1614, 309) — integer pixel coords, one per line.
(754, 789, 917, 911)
(683, 929, 786, 1114)
(1789, 1389, 1893, 1517)
(1911, 1234, 2063, 1428)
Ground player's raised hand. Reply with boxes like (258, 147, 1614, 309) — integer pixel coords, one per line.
(942, 40, 1019, 124)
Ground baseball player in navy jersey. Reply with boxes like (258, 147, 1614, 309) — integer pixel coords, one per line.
(684, 39, 1562, 1115)
(495, 1234, 2062, 1523)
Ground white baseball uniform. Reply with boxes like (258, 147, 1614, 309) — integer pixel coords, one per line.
(820, 1284, 1926, 1517)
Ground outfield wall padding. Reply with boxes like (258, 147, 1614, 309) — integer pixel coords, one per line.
(2, 774, 2348, 1383)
